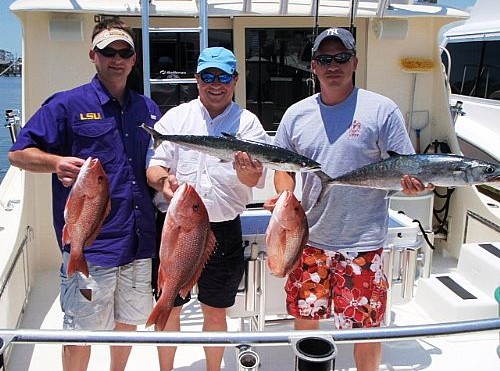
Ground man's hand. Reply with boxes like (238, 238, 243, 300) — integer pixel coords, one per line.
(56, 157, 86, 187)
(400, 175, 434, 196)
(233, 151, 263, 187)
(161, 174, 179, 201)
(263, 193, 280, 212)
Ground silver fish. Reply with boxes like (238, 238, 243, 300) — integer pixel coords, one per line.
(316, 152, 500, 201)
(141, 124, 321, 173)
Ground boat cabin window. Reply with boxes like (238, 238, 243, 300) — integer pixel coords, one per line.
(442, 39, 500, 100)
(245, 28, 314, 132)
(133, 29, 233, 114)
(132, 27, 320, 131)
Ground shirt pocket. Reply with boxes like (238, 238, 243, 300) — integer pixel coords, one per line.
(176, 156, 199, 185)
(72, 120, 118, 164)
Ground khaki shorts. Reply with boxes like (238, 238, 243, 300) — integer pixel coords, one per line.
(60, 252, 153, 330)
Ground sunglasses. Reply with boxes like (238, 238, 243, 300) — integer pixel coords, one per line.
(314, 52, 355, 66)
(199, 72, 234, 84)
(96, 47, 135, 59)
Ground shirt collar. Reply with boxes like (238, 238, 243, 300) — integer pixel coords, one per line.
(197, 97, 234, 123)
(91, 75, 133, 107)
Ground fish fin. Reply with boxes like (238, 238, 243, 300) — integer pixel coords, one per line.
(83, 199, 111, 247)
(147, 265, 174, 329)
(387, 150, 403, 157)
(220, 132, 238, 139)
(179, 229, 217, 297)
(146, 299, 173, 331)
(314, 170, 335, 205)
(141, 123, 164, 149)
(62, 224, 70, 246)
(67, 250, 89, 278)
(157, 265, 166, 298)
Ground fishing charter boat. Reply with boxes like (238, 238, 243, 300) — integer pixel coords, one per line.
(1, 1, 499, 370)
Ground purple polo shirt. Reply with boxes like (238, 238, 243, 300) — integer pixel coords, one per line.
(11, 76, 160, 267)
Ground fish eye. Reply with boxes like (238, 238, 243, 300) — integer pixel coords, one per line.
(485, 166, 495, 174)
(193, 204, 200, 212)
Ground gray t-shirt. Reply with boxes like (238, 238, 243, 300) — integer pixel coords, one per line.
(273, 88, 414, 251)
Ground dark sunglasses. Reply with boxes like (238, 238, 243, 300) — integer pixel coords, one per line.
(314, 52, 355, 66)
(96, 47, 135, 59)
(199, 72, 234, 84)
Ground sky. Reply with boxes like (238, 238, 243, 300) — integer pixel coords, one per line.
(0, 0, 478, 58)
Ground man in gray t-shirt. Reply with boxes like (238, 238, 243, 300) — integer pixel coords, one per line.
(267, 28, 431, 371)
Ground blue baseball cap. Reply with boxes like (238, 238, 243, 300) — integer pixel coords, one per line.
(313, 28, 356, 54)
(196, 47, 237, 75)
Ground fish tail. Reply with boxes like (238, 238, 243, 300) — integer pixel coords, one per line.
(67, 250, 89, 278)
(315, 170, 335, 205)
(146, 301, 173, 331)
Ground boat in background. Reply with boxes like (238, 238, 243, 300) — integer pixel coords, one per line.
(441, 0, 500, 165)
(1, 1, 499, 370)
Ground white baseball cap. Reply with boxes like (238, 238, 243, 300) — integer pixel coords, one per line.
(92, 28, 135, 50)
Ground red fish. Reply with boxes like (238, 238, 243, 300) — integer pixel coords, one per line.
(62, 157, 111, 277)
(265, 190, 308, 278)
(147, 183, 217, 330)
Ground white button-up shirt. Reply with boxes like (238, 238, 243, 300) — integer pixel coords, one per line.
(147, 98, 270, 222)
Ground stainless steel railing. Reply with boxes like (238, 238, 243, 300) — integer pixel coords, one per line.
(1, 317, 499, 352)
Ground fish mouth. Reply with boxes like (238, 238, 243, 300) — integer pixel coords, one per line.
(78, 157, 94, 176)
(280, 190, 293, 207)
(173, 183, 195, 204)
(88, 157, 100, 168)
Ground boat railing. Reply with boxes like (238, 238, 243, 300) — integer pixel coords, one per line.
(1, 317, 499, 351)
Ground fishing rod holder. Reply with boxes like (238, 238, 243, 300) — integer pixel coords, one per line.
(290, 335, 337, 371)
(237, 344, 260, 371)
(450, 100, 465, 124)
(4, 109, 21, 144)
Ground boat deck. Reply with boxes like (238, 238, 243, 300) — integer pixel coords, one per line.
(5, 249, 500, 371)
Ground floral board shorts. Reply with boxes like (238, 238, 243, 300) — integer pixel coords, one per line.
(285, 246, 388, 329)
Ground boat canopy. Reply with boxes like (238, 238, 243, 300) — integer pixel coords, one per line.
(443, 0, 500, 42)
(10, 0, 468, 19)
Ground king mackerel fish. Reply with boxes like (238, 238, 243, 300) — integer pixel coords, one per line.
(141, 124, 321, 173)
(315, 151, 500, 202)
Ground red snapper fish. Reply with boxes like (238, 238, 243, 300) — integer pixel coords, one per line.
(62, 157, 111, 278)
(147, 183, 217, 330)
(265, 190, 308, 278)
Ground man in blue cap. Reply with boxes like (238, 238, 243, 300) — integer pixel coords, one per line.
(146, 46, 270, 371)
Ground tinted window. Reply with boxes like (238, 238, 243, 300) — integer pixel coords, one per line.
(134, 29, 233, 113)
(444, 40, 500, 100)
(245, 28, 316, 131)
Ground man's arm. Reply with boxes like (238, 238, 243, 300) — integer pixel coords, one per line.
(9, 147, 85, 187)
(274, 170, 295, 193)
(146, 165, 178, 201)
(263, 170, 296, 211)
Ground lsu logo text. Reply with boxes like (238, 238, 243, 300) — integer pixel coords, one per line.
(80, 112, 102, 120)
